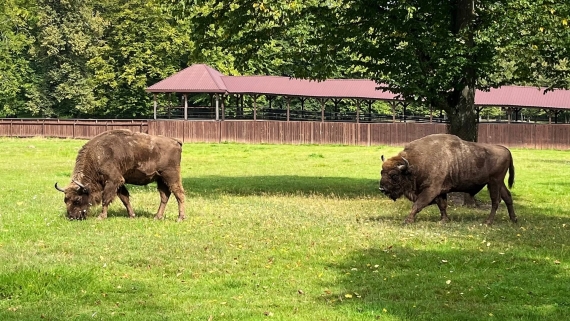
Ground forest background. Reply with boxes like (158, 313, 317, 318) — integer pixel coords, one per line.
(1, 1, 569, 129)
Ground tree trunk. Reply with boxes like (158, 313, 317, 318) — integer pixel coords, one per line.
(445, 87, 478, 142)
(447, 0, 478, 142)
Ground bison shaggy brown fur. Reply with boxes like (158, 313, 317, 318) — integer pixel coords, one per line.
(55, 129, 185, 221)
(379, 134, 516, 225)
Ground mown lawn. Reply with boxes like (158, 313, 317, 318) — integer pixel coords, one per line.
(0, 137, 568, 320)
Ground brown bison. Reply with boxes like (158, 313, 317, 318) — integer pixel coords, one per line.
(55, 129, 186, 221)
(379, 134, 516, 225)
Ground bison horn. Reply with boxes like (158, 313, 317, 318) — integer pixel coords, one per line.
(72, 179, 90, 194)
(398, 157, 409, 171)
(72, 179, 86, 189)
(381, 155, 385, 162)
(54, 182, 65, 193)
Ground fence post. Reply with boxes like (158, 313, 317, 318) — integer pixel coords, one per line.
(367, 123, 371, 146)
(218, 121, 221, 143)
(311, 122, 314, 144)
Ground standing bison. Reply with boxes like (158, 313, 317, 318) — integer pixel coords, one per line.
(379, 134, 516, 225)
(55, 129, 186, 221)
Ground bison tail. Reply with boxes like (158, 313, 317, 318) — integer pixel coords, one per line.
(508, 153, 515, 189)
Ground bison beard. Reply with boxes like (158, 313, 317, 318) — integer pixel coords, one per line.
(55, 129, 186, 221)
(379, 134, 517, 225)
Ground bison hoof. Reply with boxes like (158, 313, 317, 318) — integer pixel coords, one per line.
(510, 217, 518, 223)
(154, 215, 164, 220)
(484, 220, 493, 225)
(176, 216, 185, 222)
(439, 217, 450, 224)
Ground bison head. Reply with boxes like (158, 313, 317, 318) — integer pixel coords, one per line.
(54, 180, 92, 220)
(379, 155, 411, 201)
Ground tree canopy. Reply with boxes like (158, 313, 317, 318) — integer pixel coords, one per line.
(0, 0, 568, 133)
(190, 0, 570, 140)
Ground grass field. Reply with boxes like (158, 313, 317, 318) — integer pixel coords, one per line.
(0, 137, 569, 320)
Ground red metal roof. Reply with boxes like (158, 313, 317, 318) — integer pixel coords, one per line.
(220, 76, 397, 100)
(475, 86, 570, 110)
(146, 64, 570, 110)
(146, 64, 398, 100)
(146, 64, 227, 93)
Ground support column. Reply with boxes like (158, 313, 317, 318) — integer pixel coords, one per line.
(184, 94, 188, 120)
(356, 100, 361, 124)
(153, 93, 157, 120)
(320, 99, 326, 122)
(215, 94, 220, 121)
(286, 96, 291, 122)
(253, 95, 258, 121)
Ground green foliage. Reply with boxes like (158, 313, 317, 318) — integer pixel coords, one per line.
(88, 0, 195, 118)
(0, 138, 569, 320)
(488, 1, 570, 89)
(31, 0, 108, 117)
(0, 0, 569, 121)
(0, 0, 38, 117)
(190, 0, 570, 140)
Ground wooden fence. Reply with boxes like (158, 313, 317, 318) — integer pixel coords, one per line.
(147, 120, 448, 146)
(1, 118, 570, 149)
(0, 119, 148, 139)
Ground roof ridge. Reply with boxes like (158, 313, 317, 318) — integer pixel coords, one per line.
(203, 64, 227, 91)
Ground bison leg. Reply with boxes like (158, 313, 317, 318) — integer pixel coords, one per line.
(484, 181, 502, 225)
(159, 170, 186, 222)
(172, 185, 186, 222)
(154, 179, 171, 220)
(98, 177, 124, 220)
(435, 194, 450, 223)
(170, 181, 186, 222)
(500, 184, 517, 223)
(155, 177, 186, 221)
(405, 188, 440, 223)
(117, 185, 135, 218)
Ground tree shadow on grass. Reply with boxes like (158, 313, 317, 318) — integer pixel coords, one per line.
(102, 208, 156, 220)
(320, 246, 569, 321)
(55, 206, 157, 221)
(182, 175, 380, 198)
(366, 190, 570, 226)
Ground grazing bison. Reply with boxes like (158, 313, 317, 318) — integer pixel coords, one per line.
(379, 134, 516, 225)
(55, 129, 186, 221)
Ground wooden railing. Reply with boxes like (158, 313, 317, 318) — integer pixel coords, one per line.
(2, 118, 570, 149)
(0, 119, 148, 139)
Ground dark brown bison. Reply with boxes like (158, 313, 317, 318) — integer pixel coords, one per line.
(379, 134, 516, 225)
(55, 129, 186, 221)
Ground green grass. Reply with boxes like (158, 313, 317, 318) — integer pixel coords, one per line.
(0, 137, 569, 320)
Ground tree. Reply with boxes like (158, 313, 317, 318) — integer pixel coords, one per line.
(190, 0, 570, 141)
(0, 0, 38, 117)
(30, 0, 109, 117)
(88, 0, 195, 118)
